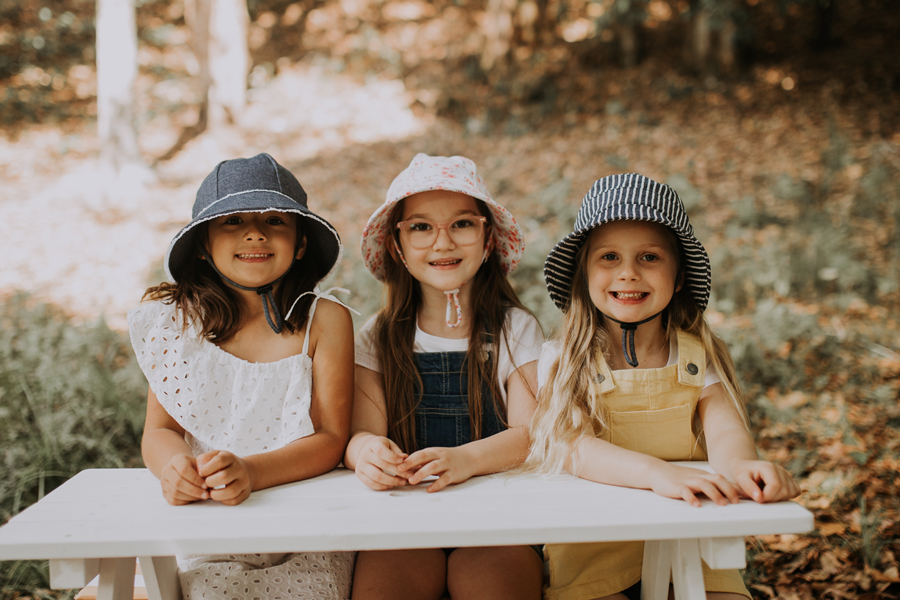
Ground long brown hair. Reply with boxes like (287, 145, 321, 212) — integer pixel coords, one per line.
(525, 229, 747, 475)
(373, 200, 531, 453)
(143, 217, 321, 342)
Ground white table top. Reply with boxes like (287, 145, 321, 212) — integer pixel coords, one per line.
(0, 464, 813, 561)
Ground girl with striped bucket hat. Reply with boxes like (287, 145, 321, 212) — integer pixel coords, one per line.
(524, 173, 799, 600)
(346, 154, 545, 599)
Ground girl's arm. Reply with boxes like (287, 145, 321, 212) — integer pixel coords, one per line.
(200, 300, 355, 505)
(698, 383, 800, 503)
(344, 365, 410, 490)
(569, 435, 743, 507)
(401, 360, 539, 493)
(141, 386, 209, 505)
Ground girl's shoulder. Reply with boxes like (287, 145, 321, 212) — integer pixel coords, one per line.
(499, 307, 544, 347)
(128, 299, 194, 340)
(306, 296, 354, 354)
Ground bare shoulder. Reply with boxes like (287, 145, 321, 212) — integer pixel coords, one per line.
(308, 298, 354, 352)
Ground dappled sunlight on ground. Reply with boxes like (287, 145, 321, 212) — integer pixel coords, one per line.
(0, 63, 430, 328)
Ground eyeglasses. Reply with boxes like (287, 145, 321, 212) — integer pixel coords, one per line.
(396, 216, 488, 249)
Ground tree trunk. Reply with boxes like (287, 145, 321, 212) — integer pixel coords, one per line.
(96, 0, 142, 170)
(481, 0, 515, 72)
(618, 23, 638, 67)
(718, 18, 736, 74)
(184, 0, 211, 130)
(689, 8, 711, 73)
(208, 0, 249, 125)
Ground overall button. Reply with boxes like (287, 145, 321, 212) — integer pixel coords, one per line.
(686, 363, 699, 375)
(594, 373, 605, 384)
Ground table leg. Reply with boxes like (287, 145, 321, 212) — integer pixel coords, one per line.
(140, 556, 182, 600)
(698, 537, 746, 569)
(49, 558, 100, 588)
(670, 539, 706, 600)
(96, 557, 136, 600)
(641, 540, 672, 600)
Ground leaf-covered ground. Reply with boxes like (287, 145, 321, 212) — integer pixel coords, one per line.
(1, 0, 899, 598)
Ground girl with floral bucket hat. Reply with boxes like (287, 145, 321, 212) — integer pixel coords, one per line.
(346, 154, 545, 599)
(524, 173, 800, 600)
(128, 153, 356, 600)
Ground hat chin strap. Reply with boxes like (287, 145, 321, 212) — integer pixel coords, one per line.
(199, 248, 293, 334)
(392, 238, 490, 329)
(600, 310, 665, 368)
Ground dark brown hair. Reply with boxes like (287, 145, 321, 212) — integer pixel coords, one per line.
(372, 200, 532, 454)
(143, 217, 320, 342)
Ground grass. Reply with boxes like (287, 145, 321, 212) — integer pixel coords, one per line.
(0, 293, 147, 598)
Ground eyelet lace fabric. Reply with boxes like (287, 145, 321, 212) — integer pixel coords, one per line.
(177, 552, 355, 600)
(128, 301, 316, 455)
(128, 300, 353, 599)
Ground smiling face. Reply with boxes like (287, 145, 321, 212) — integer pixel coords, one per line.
(394, 190, 490, 298)
(583, 220, 682, 326)
(205, 211, 306, 290)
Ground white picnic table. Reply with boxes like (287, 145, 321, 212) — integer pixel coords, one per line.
(0, 463, 813, 600)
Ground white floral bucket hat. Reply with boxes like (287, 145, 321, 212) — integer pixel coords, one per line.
(360, 153, 525, 283)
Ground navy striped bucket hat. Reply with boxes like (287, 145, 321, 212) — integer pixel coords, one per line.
(544, 173, 711, 312)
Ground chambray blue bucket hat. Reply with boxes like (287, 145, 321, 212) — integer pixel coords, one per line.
(165, 153, 342, 332)
(544, 173, 711, 313)
(166, 153, 342, 284)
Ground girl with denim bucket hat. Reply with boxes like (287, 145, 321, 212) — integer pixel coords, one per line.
(345, 154, 545, 599)
(525, 174, 800, 600)
(128, 153, 356, 600)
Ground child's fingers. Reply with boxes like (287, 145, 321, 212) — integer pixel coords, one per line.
(197, 450, 234, 477)
(426, 472, 454, 494)
(400, 449, 438, 472)
(356, 464, 406, 490)
(734, 471, 764, 503)
(407, 459, 443, 485)
(693, 479, 729, 506)
(679, 486, 702, 508)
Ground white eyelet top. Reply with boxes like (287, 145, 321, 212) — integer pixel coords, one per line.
(128, 296, 333, 457)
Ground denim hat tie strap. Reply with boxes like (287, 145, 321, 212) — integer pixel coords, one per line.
(199, 247, 292, 334)
(601, 310, 664, 368)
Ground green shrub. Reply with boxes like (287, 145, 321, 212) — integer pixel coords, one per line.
(0, 293, 147, 596)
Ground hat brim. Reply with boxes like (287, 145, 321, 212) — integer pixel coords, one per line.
(544, 206, 711, 312)
(166, 191, 341, 283)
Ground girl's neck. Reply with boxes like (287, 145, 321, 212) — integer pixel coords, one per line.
(416, 283, 474, 339)
(603, 318, 669, 370)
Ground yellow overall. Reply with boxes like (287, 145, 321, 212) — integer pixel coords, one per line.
(544, 330, 750, 600)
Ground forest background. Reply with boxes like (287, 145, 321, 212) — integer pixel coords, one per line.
(0, 0, 898, 597)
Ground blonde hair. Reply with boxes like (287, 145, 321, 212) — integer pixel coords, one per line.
(524, 232, 747, 475)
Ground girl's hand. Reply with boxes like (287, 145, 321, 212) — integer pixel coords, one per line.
(729, 459, 800, 503)
(159, 454, 209, 505)
(400, 446, 476, 493)
(648, 462, 742, 508)
(354, 436, 410, 491)
(197, 450, 255, 506)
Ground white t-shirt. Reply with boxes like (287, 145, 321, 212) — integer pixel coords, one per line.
(537, 334, 721, 391)
(356, 307, 544, 408)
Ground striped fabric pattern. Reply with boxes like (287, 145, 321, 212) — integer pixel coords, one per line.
(544, 173, 711, 312)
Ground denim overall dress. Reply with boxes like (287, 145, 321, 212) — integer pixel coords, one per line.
(544, 330, 750, 600)
(413, 351, 504, 449)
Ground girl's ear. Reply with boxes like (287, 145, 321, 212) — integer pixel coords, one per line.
(675, 269, 685, 292)
(294, 234, 308, 260)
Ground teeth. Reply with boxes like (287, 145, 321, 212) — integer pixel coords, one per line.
(238, 254, 270, 258)
(616, 292, 645, 299)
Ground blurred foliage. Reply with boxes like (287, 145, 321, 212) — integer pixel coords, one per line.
(0, 294, 146, 598)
